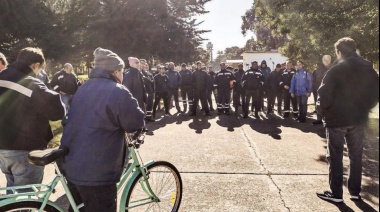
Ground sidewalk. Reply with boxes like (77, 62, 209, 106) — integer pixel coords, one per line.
(1, 106, 378, 211)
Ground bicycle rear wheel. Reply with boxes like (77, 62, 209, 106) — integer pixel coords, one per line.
(0, 201, 59, 212)
(125, 161, 182, 212)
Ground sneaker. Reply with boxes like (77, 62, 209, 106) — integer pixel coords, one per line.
(312, 120, 323, 125)
(350, 195, 361, 201)
(316, 191, 343, 203)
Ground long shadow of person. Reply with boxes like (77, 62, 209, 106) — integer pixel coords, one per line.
(188, 116, 211, 134)
(216, 114, 243, 132)
(239, 113, 283, 140)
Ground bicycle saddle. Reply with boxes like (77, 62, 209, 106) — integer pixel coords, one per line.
(28, 148, 69, 166)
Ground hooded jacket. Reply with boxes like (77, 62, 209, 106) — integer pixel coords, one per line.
(317, 54, 379, 128)
(59, 68, 145, 186)
(0, 61, 65, 150)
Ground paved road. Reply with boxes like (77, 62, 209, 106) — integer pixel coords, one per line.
(1, 104, 379, 211)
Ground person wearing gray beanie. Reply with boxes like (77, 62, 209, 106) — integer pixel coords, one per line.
(58, 47, 144, 211)
(93, 47, 125, 72)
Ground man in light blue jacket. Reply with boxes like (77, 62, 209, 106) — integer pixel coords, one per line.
(290, 60, 313, 123)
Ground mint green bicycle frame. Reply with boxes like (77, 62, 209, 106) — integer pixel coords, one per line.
(0, 134, 159, 212)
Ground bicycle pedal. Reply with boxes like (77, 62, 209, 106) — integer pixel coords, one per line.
(52, 189, 56, 194)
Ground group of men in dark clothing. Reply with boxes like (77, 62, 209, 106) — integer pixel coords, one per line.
(122, 57, 329, 124)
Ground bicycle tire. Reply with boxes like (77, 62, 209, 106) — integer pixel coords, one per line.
(125, 161, 182, 212)
(0, 201, 59, 212)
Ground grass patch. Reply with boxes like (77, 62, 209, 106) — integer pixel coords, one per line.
(77, 74, 89, 82)
(48, 121, 63, 148)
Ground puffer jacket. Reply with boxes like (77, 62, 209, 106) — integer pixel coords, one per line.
(59, 68, 145, 186)
(289, 69, 313, 96)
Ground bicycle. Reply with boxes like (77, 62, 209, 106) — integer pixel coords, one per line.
(0, 131, 183, 211)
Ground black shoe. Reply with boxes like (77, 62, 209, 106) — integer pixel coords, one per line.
(283, 113, 289, 118)
(312, 120, 323, 125)
(217, 112, 221, 115)
(205, 113, 211, 116)
(350, 195, 361, 201)
(316, 191, 343, 203)
(165, 113, 172, 117)
(243, 115, 248, 118)
(142, 128, 149, 132)
(255, 114, 259, 119)
(189, 113, 196, 116)
(210, 108, 215, 111)
(225, 112, 230, 115)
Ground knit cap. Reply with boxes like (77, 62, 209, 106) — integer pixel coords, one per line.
(93, 47, 124, 71)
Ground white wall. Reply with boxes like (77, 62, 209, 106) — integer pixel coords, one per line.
(242, 52, 288, 70)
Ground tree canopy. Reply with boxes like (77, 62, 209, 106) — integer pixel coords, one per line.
(241, 0, 379, 66)
(0, 0, 211, 66)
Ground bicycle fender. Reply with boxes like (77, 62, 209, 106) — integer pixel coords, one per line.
(119, 160, 155, 212)
(0, 196, 64, 211)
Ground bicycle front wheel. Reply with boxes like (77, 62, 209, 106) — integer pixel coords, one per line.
(0, 201, 59, 212)
(125, 161, 182, 212)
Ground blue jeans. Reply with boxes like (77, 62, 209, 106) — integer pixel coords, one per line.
(296, 95, 308, 120)
(0, 150, 44, 193)
(60, 94, 72, 126)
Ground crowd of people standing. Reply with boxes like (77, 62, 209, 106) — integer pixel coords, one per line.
(0, 37, 379, 210)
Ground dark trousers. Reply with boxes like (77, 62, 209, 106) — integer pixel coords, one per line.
(296, 95, 308, 120)
(243, 89, 260, 116)
(206, 90, 214, 110)
(181, 86, 193, 111)
(153, 91, 170, 116)
(267, 89, 283, 113)
(67, 181, 117, 212)
(168, 88, 180, 110)
(233, 89, 245, 112)
(146, 92, 154, 119)
(282, 90, 298, 116)
(313, 90, 322, 121)
(326, 126, 364, 198)
(217, 88, 231, 113)
(192, 90, 210, 114)
(259, 88, 265, 111)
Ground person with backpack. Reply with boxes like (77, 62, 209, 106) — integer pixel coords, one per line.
(290, 60, 313, 123)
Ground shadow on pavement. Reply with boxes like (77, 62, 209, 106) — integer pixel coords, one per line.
(188, 116, 211, 134)
(216, 114, 242, 132)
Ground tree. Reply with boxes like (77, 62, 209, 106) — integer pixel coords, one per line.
(0, 0, 211, 66)
(242, 0, 379, 66)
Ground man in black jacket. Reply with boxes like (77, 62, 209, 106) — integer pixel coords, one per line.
(279, 61, 298, 118)
(316, 37, 379, 203)
(50, 63, 79, 114)
(153, 65, 171, 118)
(266, 64, 283, 114)
(233, 64, 245, 115)
(179, 63, 193, 113)
(242, 61, 264, 118)
(0, 47, 65, 192)
(214, 63, 235, 115)
(141, 59, 155, 122)
(312, 55, 331, 125)
(190, 61, 210, 116)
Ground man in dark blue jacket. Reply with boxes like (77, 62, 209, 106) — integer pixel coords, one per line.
(153, 65, 171, 118)
(59, 48, 145, 212)
(214, 62, 235, 115)
(316, 38, 379, 203)
(233, 64, 245, 115)
(0, 47, 65, 193)
(179, 63, 193, 113)
(166, 62, 182, 113)
(242, 61, 265, 118)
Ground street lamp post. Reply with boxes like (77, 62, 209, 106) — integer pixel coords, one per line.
(206, 42, 213, 63)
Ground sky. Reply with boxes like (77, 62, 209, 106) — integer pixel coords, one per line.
(197, 0, 255, 59)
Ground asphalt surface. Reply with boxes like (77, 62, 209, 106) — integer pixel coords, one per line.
(1, 101, 379, 212)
